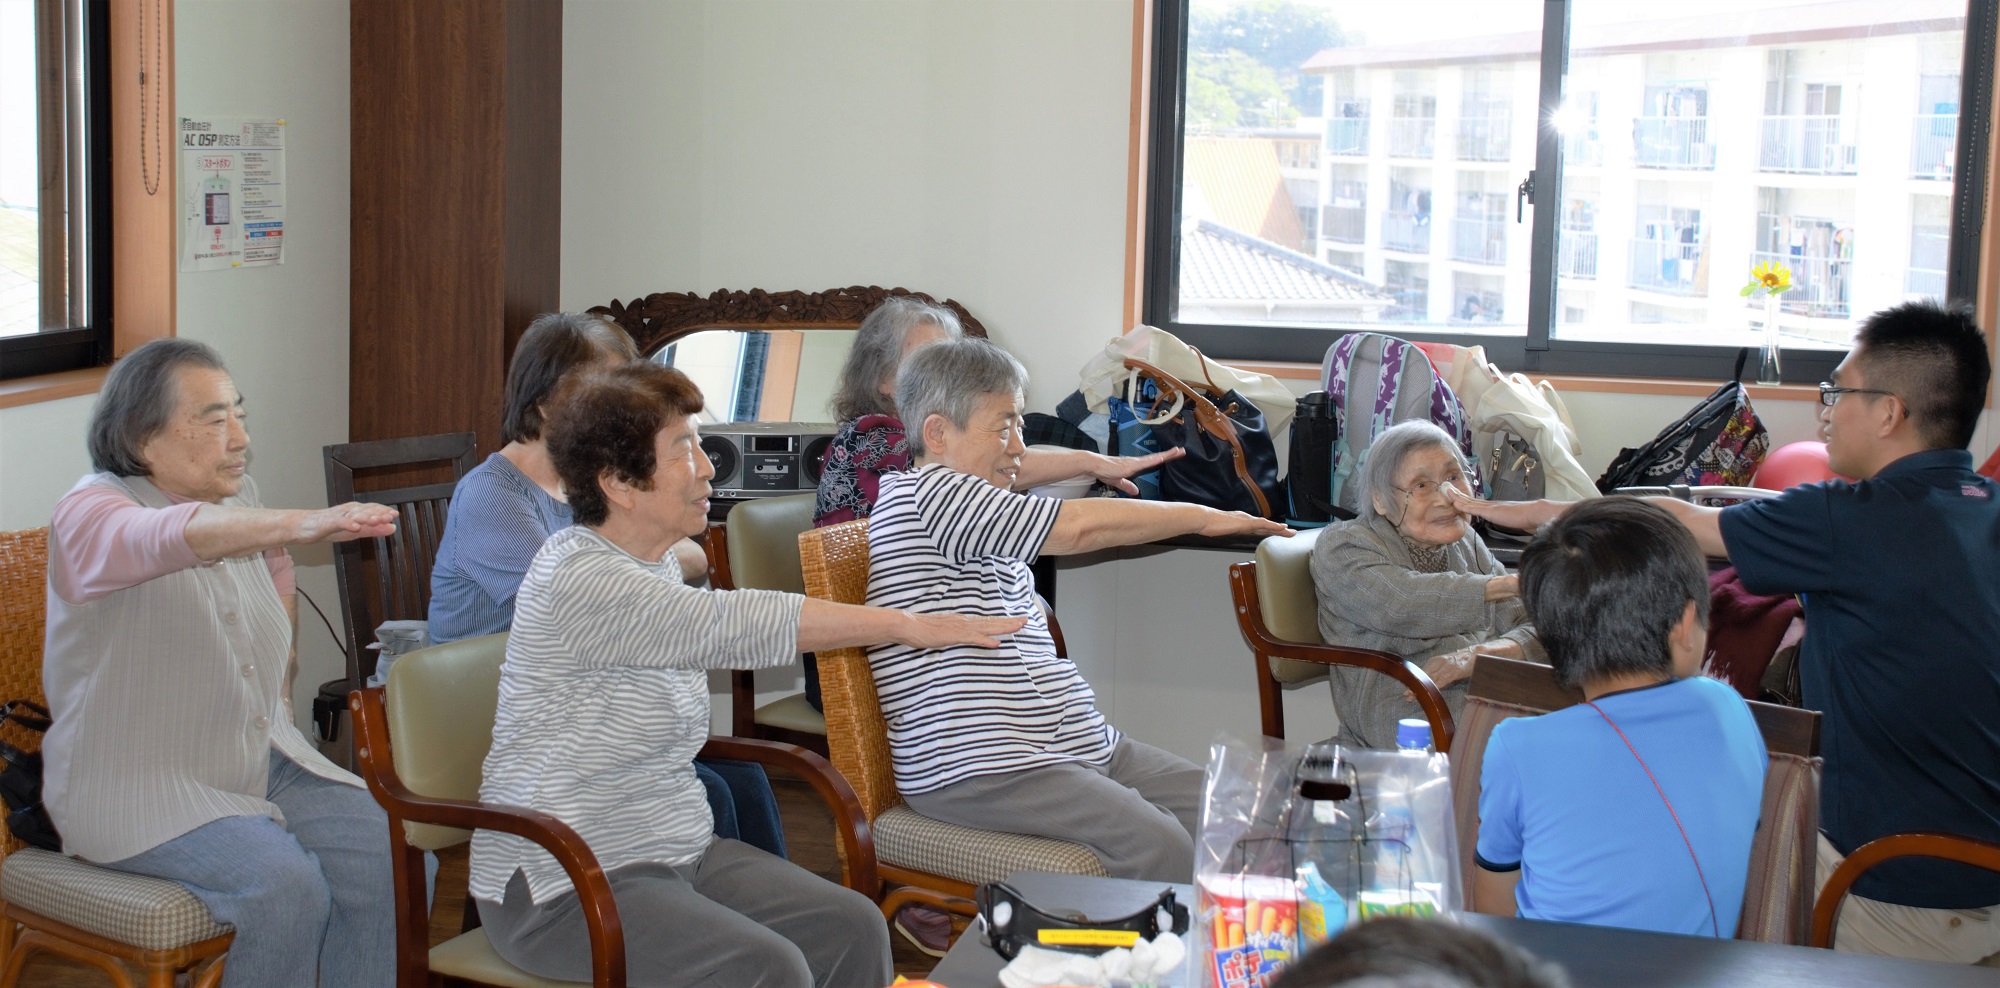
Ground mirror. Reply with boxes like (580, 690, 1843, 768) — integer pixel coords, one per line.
(653, 329, 855, 426)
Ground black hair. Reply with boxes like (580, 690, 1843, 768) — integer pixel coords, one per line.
(502, 312, 638, 445)
(88, 338, 230, 477)
(1271, 917, 1569, 988)
(1851, 300, 1990, 450)
(1517, 497, 1709, 691)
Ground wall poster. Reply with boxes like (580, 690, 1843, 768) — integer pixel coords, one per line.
(179, 117, 286, 271)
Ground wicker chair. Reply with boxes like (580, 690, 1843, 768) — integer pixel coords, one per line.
(0, 528, 233, 988)
(796, 520, 1107, 925)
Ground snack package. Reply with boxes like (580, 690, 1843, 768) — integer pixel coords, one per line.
(1194, 737, 1461, 988)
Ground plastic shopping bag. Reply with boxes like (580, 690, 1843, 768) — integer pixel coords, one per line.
(1195, 736, 1461, 988)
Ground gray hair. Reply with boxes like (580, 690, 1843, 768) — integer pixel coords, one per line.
(831, 296, 964, 422)
(88, 338, 231, 477)
(895, 337, 1028, 456)
(1358, 420, 1465, 520)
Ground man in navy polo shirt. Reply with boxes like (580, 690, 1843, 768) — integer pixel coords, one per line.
(1453, 301, 2000, 966)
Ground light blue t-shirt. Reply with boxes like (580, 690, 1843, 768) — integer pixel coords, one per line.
(1476, 675, 1766, 937)
(428, 453, 570, 644)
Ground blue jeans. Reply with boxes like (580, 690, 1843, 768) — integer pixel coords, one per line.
(103, 752, 417, 988)
(695, 759, 786, 858)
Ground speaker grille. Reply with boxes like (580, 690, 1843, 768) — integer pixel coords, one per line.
(700, 435, 740, 487)
(801, 435, 834, 485)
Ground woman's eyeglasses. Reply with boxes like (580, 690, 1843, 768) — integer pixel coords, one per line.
(1393, 476, 1464, 502)
(1817, 382, 1896, 407)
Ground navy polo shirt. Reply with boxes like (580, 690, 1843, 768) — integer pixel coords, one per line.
(1719, 448, 2000, 909)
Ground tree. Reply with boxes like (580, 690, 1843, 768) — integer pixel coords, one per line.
(1188, 50, 1288, 131)
(1190, 0, 1345, 118)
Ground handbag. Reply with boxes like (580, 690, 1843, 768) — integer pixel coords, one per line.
(1124, 357, 1284, 519)
(1597, 349, 1771, 494)
(0, 700, 60, 852)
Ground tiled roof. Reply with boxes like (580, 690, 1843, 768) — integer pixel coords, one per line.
(1180, 219, 1394, 305)
(1182, 137, 1305, 250)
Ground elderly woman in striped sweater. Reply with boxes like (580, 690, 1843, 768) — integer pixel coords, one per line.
(469, 361, 1021, 988)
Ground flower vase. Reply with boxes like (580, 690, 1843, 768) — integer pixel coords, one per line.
(1757, 293, 1783, 385)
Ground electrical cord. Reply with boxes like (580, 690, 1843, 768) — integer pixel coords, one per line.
(295, 586, 348, 656)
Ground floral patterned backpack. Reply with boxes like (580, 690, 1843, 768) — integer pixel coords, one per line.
(1596, 349, 1771, 493)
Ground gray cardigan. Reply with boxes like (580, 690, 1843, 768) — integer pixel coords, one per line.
(1308, 512, 1542, 749)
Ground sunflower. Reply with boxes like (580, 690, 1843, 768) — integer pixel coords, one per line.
(1740, 260, 1793, 296)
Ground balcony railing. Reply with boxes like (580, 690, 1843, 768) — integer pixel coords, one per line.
(1456, 114, 1512, 162)
(1558, 227, 1598, 279)
(1388, 117, 1435, 158)
(1452, 216, 1506, 265)
(1750, 250, 1851, 319)
(1758, 115, 1858, 175)
(1633, 117, 1715, 170)
(1906, 267, 1947, 299)
(1564, 133, 1604, 168)
(1322, 204, 1366, 245)
(1384, 288, 1429, 322)
(1629, 238, 1704, 295)
(1382, 210, 1431, 253)
(1327, 117, 1369, 156)
(1911, 114, 1957, 180)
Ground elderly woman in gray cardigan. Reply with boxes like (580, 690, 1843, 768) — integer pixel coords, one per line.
(1310, 420, 1543, 748)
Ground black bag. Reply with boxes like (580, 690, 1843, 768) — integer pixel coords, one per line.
(1125, 358, 1285, 519)
(1596, 349, 1771, 494)
(0, 700, 60, 852)
(1287, 391, 1342, 525)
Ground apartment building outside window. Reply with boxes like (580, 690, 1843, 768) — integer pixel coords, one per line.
(1146, 0, 1994, 379)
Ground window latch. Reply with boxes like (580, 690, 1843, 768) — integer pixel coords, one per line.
(1517, 171, 1535, 223)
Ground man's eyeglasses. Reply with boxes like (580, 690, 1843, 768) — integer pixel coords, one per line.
(1817, 382, 1896, 407)
(1393, 476, 1465, 502)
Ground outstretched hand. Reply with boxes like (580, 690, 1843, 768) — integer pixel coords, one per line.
(898, 613, 1028, 650)
(1443, 484, 1560, 533)
(1092, 447, 1185, 495)
(297, 502, 399, 544)
(1200, 509, 1295, 540)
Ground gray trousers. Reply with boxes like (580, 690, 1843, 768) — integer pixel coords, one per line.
(904, 738, 1204, 881)
(479, 839, 892, 988)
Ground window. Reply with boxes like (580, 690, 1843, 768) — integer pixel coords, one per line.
(0, 0, 110, 380)
(1146, 0, 1996, 379)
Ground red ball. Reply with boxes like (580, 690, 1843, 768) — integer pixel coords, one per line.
(1752, 441, 1850, 491)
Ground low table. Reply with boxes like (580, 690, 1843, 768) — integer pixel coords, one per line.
(926, 872, 2000, 988)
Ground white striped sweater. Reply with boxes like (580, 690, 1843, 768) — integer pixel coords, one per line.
(864, 464, 1118, 796)
(468, 526, 801, 905)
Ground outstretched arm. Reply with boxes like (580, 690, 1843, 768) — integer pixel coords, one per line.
(797, 599, 1025, 653)
(1443, 486, 1572, 533)
(1041, 497, 1292, 555)
(1642, 497, 1729, 559)
(184, 501, 400, 561)
(1013, 446, 1186, 496)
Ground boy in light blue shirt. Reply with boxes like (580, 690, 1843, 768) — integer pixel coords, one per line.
(1473, 498, 1766, 937)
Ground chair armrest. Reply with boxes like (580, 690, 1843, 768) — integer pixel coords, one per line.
(1811, 832, 2000, 948)
(699, 735, 881, 896)
(1228, 561, 1455, 753)
(351, 687, 627, 988)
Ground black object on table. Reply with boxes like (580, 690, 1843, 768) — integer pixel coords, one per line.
(926, 872, 2000, 988)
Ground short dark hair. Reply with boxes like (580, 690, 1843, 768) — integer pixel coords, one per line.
(1851, 300, 1990, 450)
(544, 363, 705, 527)
(1518, 498, 1710, 691)
(502, 312, 638, 445)
(1271, 917, 1569, 988)
(88, 338, 230, 477)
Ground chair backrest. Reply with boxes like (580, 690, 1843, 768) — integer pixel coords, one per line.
(1811, 832, 2000, 948)
(1450, 654, 1822, 945)
(323, 432, 479, 682)
(727, 493, 816, 595)
(0, 529, 50, 857)
(1253, 528, 1333, 687)
(796, 521, 901, 821)
(382, 632, 509, 850)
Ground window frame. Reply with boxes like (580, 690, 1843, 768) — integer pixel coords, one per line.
(0, 0, 113, 382)
(1142, 0, 1998, 381)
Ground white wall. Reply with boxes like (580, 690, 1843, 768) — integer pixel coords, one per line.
(0, 0, 351, 727)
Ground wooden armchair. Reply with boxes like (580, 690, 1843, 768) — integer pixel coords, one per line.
(796, 521, 1107, 927)
(1451, 655, 1824, 945)
(1812, 833, 2000, 950)
(0, 528, 233, 988)
(350, 632, 878, 987)
(1228, 529, 1454, 750)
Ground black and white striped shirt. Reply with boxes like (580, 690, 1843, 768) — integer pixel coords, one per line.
(468, 526, 802, 905)
(865, 464, 1117, 795)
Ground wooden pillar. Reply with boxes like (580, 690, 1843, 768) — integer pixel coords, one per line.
(349, 0, 561, 452)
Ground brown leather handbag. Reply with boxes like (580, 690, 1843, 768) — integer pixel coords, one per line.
(1122, 357, 1283, 519)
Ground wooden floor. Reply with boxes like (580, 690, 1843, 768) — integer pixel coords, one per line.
(14, 773, 941, 986)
